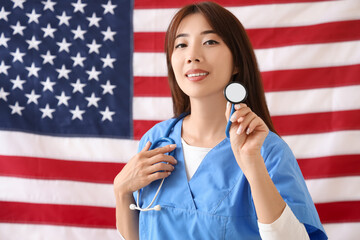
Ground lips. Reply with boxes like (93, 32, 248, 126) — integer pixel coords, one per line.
(185, 69, 209, 82)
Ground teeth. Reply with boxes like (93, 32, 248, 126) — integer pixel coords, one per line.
(187, 72, 208, 77)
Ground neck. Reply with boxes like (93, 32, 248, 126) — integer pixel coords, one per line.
(182, 94, 228, 147)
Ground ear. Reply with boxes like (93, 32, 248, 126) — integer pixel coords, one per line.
(232, 66, 239, 75)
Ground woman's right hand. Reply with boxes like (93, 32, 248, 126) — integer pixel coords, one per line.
(113, 141, 178, 197)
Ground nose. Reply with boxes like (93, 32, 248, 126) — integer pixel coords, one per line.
(186, 44, 202, 64)
(187, 57, 200, 64)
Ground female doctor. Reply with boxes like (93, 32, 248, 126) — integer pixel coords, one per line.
(114, 2, 327, 239)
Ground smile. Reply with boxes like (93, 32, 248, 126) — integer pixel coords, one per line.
(186, 72, 209, 77)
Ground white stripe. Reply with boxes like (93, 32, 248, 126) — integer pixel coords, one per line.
(0, 223, 118, 240)
(134, 1, 360, 31)
(133, 84, 360, 120)
(266, 85, 360, 116)
(306, 176, 360, 203)
(323, 222, 360, 240)
(0, 130, 139, 163)
(0, 176, 114, 207)
(133, 41, 360, 76)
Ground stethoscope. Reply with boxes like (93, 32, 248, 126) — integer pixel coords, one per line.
(130, 82, 247, 212)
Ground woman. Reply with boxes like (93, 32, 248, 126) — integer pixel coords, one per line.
(114, 2, 327, 239)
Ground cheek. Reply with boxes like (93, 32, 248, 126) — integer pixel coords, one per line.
(171, 53, 182, 77)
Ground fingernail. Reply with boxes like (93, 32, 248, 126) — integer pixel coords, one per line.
(230, 114, 236, 122)
(236, 125, 243, 135)
(169, 144, 176, 148)
(234, 104, 241, 110)
(246, 128, 251, 135)
(226, 102, 230, 109)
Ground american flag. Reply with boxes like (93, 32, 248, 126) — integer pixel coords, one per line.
(0, 0, 359, 239)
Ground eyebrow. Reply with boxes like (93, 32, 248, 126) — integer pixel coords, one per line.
(175, 30, 216, 39)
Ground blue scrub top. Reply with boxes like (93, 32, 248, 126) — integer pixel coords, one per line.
(134, 116, 327, 239)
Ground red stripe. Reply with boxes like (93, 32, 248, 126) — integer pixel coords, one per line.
(133, 65, 360, 96)
(315, 201, 360, 223)
(134, 20, 360, 52)
(299, 155, 360, 179)
(0, 155, 125, 184)
(272, 110, 360, 136)
(135, 0, 330, 9)
(133, 120, 161, 140)
(0, 201, 116, 228)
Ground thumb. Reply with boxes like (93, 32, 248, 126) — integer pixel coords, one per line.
(225, 102, 232, 121)
(140, 141, 152, 152)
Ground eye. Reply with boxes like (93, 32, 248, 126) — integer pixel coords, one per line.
(175, 43, 187, 49)
(204, 40, 219, 45)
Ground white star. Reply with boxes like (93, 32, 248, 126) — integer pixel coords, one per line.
(71, 25, 86, 40)
(85, 93, 101, 107)
(41, 77, 56, 92)
(72, 0, 87, 14)
(70, 105, 85, 120)
(71, 79, 86, 94)
(40, 50, 56, 65)
(55, 91, 71, 106)
(0, 61, 10, 75)
(56, 11, 71, 26)
(0, 88, 10, 101)
(0, 33, 10, 47)
(41, 23, 56, 38)
(101, 80, 116, 95)
(26, 9, 41, 24)
(101, 53, 116, 68)
(101, 27, 116, 42)
(26, 36, 41, 50)
(42, 0, 56, 12)
(10, 75, 26, 90)
(87, 13, 101, 27)
(86, 66, 101, 81)
(25, 62, 41, 78)
(86, 39, 101, 54)
(71, 52, 86, 67)
(102, 0, 117, 15)
(40, 104, 55, 119)
(57, 38, 71, 53)
(9, 102, 25, 116)
(0, 7, 11, 21)
(10, 21, 26, 36)
(11, 48, 26, 63)
(12, 0, 26, 9)
(56, 64, 71, 79)
(100, 106, 115, 122)
(25, 89, 41, 104)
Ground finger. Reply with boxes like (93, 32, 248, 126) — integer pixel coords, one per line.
(147, 171, 172, 183)
(145, 162, 175, 174)
(246, 117, 267, 135)
(236, 112, 257, 135)
(230, 106, 251, 123)
(140, 141, 152, 153)
(145, 143, 177, 157)
(148, 154, 178, 165)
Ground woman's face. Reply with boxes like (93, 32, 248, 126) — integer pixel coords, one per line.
(171, 13, 236, 101)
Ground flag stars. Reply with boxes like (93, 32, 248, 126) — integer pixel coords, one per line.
(9, 102, 25, 116)
(86, 66, 101, 81)
(40, 104, 55, 119)
(87, 13, 101, 27)
(11, 48, 26, 63)
(25, 62, 41, 78)
(56, 64, 71, 79)
(57, 38, 71, 53)
(12, 0, 26, 9)
(101, 80, 116, 95)
(85, 93, 101, 107)
(100, 107, 115, 122)
(25, 90, 41, 104)
(42, 0, 56, 12)
(0, 33, 10, 47)
(71, 25, 86, 40)
(56, 11, 71, 26)
(0, 88, 10, 101)
(41, 23, 56, 38)
(102, 0, 117, 15)
(41, 77, 56, 92)
(87, 39, 101, 54)
(11, 75, 26, 90)
(55, 91, 71, 106)
(70, 105, 85, 120)
(0, 61, 10, 75)
(71, 79, 86, 94)
(0, 7, 11, 21)
(101, 27, 116, 41)
(72, 0, 87, 14)
(101, 54, 116, 68)
(26, 9, 41, 24)
(10, 21, 26, 36)
(26, 36, 41, 51)
(40, 50, 56, 65)
(71, 52, 86, 67)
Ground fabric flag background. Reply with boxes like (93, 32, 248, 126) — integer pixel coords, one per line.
(0, 0, 359, 239)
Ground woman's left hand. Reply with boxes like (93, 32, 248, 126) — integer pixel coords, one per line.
(225, 103, 269, 172)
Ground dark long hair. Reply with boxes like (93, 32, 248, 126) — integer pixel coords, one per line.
(165, 1, 277, 134)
